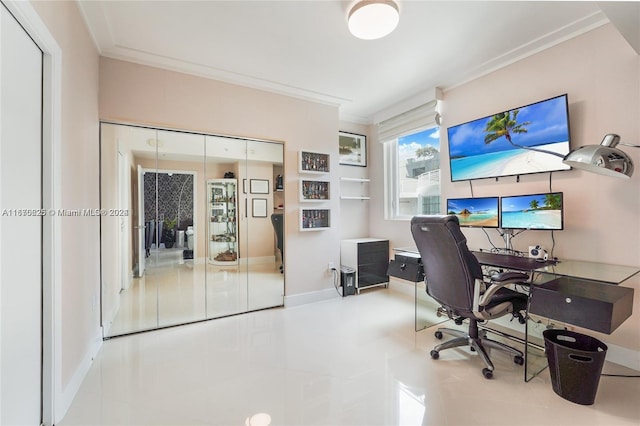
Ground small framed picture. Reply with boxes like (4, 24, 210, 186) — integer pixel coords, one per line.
(242, 179, 247, 194)
(339, 131, 367, 167)
(252, 198, 268, 217)
(250, 179, 269, 194)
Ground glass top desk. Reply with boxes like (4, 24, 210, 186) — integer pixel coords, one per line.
(391, 247, 639, 381)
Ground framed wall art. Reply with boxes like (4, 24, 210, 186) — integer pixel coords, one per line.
(339, 131, 366, 167)
(250, 179, 269, 194)
(252, 198, 268, 217)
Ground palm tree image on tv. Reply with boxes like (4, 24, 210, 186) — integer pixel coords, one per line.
(446, 95, 571, 181)
(484, 110, 561, 158)
(484, 110, 531, 149)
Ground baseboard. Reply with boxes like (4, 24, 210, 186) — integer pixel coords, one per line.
(55, 329, 103, 423)
(284, 287, 340, 307)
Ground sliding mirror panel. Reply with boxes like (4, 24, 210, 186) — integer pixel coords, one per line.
(150, 129, 206, 329)
(102, 123, 284, 337)
(205, 135, 248, 318)
(244, 140, 285, 311)
(101, 124, 207, 337)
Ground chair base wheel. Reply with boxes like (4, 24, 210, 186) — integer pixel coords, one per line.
(482, 368, 493, 379)
(430, 350, 439, 359)
(514, 355, 524, 365)
(434, 331, 443, 339)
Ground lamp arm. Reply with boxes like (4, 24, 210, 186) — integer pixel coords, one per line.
(620, 143, 640, 148)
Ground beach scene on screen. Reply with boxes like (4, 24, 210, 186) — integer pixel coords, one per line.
(501, 193, 562, 230)
(447, 198, 499, 227)
(448, 95, 570, 181)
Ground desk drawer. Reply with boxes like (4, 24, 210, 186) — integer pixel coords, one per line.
(529, 277, 634, 334)
(387, 260, 424, 283)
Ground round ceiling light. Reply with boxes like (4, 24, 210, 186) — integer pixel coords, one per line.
(348, 1, 399, 40)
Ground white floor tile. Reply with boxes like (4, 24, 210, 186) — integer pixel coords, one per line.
(61, 288, 640, 425)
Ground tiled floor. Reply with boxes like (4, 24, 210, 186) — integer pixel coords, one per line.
(62, 288, 640, 425)
(106, 248, 285, 337)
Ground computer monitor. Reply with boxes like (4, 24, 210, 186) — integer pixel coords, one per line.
(500, 192, 563, 230)
(446, 196, 499, 228)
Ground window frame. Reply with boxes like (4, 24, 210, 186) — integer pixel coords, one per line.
(383, 125, 441, 221)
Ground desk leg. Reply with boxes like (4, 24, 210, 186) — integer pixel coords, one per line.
(415, 280, 421, 332)
(524, 307, 550, 382)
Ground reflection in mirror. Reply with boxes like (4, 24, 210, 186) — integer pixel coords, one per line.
(101, 123, 284, 337)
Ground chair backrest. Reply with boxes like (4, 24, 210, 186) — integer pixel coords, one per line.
(410, 215, 483, 317)
(271, 213, 284, 253)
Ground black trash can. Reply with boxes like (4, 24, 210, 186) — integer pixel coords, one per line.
(543, 329, 608, 405)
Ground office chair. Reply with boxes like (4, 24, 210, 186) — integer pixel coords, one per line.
(410, 215, 529, 379)
(271, 213, 284, 273)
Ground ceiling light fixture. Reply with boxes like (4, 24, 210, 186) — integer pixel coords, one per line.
(348, 0, 399, 40)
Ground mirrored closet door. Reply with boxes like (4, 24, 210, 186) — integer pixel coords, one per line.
(101, 123, 284, 337)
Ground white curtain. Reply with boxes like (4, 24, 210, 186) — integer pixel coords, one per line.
(377, 100, 438, 142)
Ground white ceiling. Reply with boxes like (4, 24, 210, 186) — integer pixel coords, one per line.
(77, 1, 637, 124)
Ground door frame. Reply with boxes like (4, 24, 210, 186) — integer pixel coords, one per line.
(2, 1, 61, 424)
(144, 168, 198, 259)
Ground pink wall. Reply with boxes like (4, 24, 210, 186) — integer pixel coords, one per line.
(31, 0, 101, 416)
(99, 58, 342, 299)
(370, 24, 640, 353)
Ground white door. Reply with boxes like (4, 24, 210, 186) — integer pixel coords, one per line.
(0, 4, 43, 424)
(137, 164, 145, 277)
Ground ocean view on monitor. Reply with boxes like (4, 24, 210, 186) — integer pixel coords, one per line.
(500, 193, 563, 230)
(501, 210, 562, 229)
(447, 197, 499, 228)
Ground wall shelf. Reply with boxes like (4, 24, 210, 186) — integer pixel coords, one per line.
(340, 177, 370, 200)
(340, 177, 370, 182)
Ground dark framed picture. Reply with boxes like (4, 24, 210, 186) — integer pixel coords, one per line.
(339, 131, 367, 167)
(250, 179, 269, 194)
(252, 198, 268, 217)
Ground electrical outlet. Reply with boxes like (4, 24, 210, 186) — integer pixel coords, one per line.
(328, 261, 335, 271)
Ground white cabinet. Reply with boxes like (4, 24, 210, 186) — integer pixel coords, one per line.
(208, 179, 238, 265)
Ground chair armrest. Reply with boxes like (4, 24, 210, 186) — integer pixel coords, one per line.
(477, 272, 529, 307)
(490, 271, 529, 283)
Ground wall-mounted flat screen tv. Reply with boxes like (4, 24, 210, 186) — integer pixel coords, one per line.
(500, 192, 563, 230)
(446, 196, 499, 228)
(447, 94, 571, 182)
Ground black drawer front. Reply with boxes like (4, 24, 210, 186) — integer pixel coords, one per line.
(529, 278, 634, 334)
(358, 263, 388, 288)
(394, 253, 421, 265)
(387, 260, 424, 282)
(357, 241, 388, 263)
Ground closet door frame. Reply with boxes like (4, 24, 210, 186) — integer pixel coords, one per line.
(1, 1, 62, 424)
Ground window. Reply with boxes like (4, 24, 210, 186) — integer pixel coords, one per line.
(384, 126, 441, 219)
